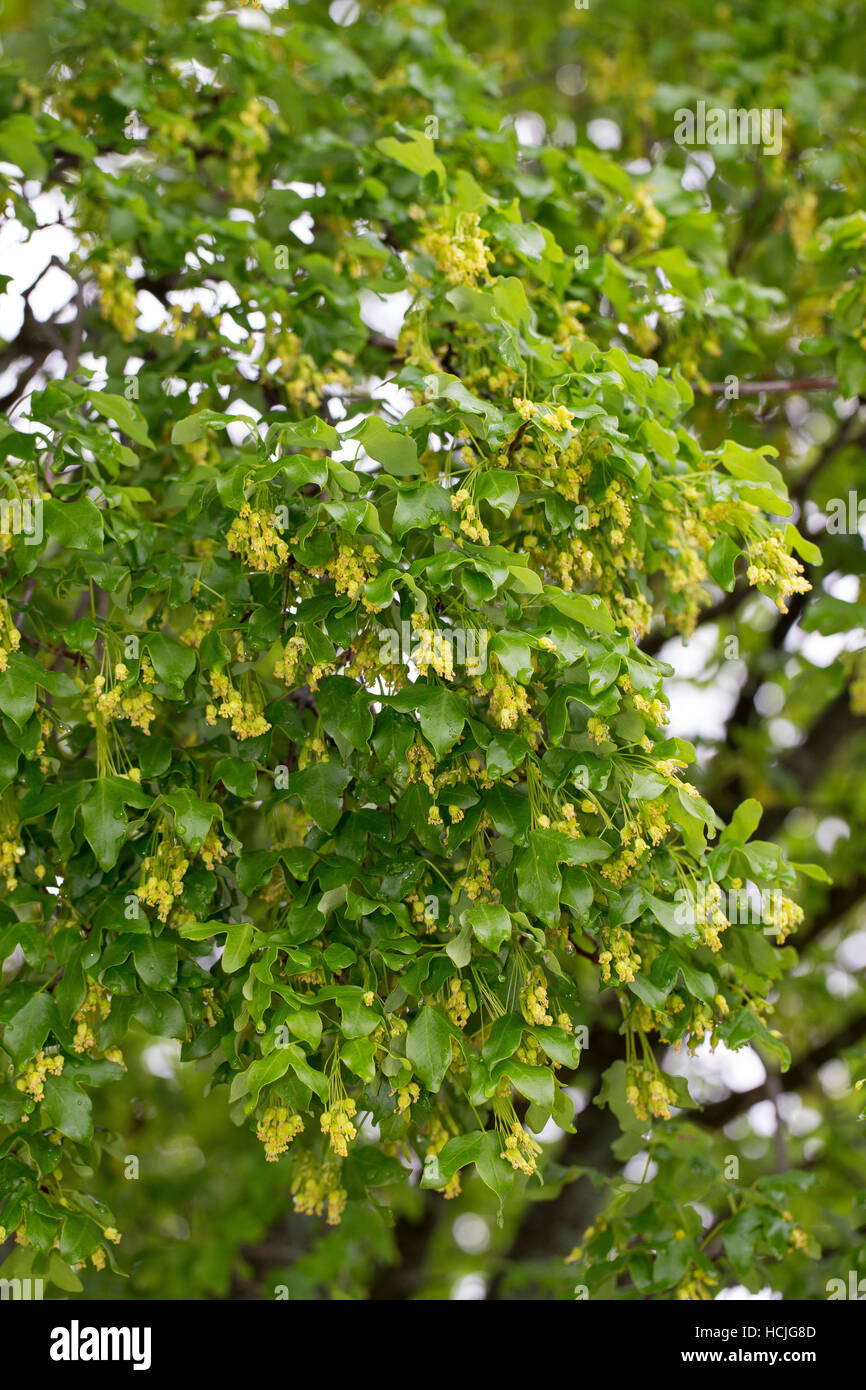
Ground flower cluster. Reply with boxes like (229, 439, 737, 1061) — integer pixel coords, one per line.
(0, 600, 21, 671)
(625, 1064, 678, 1122)
(72, 984, 111, 1055)
(676, 1267, 719, 1301)
(763, 892, 804, 944)
(598, 926, 642, 984)
(15, 1048, 64, 1102)
(0, 830, 25, 892)
(450, 487, 490, 544)
(274, 634, 307, 688)
(425, 1113, 462, 1199)
(520, 966, 553, 1026)
(747, 534, 811, 612)
(94, 250, 138, 341)
(85, 660, 158, 735)
(199, 827, 228, 870)
(256, 1105, 303, 1161)
(393, 1081, 421, 1114)
(444, 976, 470, 1028)
(693, 881, 730, 952)
(206, 672, 271, 741)
(319, 543, 378, 604)
(488, 671, 531, 730)
(320, 1095, 357, 1157)
(420, 212, 493, 286)
(139, 831, 190, 922)
(499, 1120, 543, 1176)
(291, 1159, 347, 1225)
(226, 503, 289, 572)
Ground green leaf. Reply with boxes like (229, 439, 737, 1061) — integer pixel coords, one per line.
(417, 687, 466, 758)
(87, 389, 153, 448)
(289, 762, 351, 833)
(352, 416, 421, 476)
(133, 934, 177, 989)
(406, 1005, 453, 1091)
(244, 1048, 292, 1107)
(145, 633, 196, 685)
(377, 130, 445, 183)
(464, 904, 512, 952)
(4, 993, 57, 1067)
(162, 788, 219, 853)
(41, 1073, 93, 1142)
(708, 533, 741, 591)
(82, 777, 150, 871)
(516, 831, 562, 928)
(42, 498, 104, 552)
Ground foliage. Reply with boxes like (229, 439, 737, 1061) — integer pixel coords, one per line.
(0, 0, 863, 1300)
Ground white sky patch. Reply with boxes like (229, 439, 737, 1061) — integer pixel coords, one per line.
(452, 1213, 491, 1254)
(665, 1037, 766, 1106)
(358, 287, 410, 339)
(587, 118, 622, 150)
(716, 1285, 781, 1300)
(451, 1273, 487, 1300)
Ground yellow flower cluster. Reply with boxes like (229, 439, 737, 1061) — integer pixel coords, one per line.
(500, 1120, 543, 1176)
(640, 801, 671, 846)
(621, 675, 667, 727)
(520, 967, 553, 1027)
(694, 881, 730, 952)
(598, 926, 642, 984)
(625, 1064, 677, 1122)
(450, 488, 490, 545)
(0, 832, 25, 891)
(536, 801, 584, 839)
(15, 1048, 64, 1102)
(763, 892, 804, 944)
(746, 534, 811, 612)
(206, 672, 271, 740)
(86, 658, 158, 735)
(226, 503, 289, 573)
(587, 717, 610, 746)
(676, 1268, 718, 1301)
(407, 742, 436, 793)
(425, 1112, 462, 1199)
(489, 672, 531, 730)
(139, 833, 190, 922)
(179, 607, 219, 648)
(420, 212, 493, 286)
(0, 600, 21, 672)
(453, 855, 496, 904)
(72, 984, 111, 1055)
(256, 1105, 303, 1161)
(291, 1159, 347, 1225)
(95, 251, 138, 341)
(445, 976, 470, 1028)
(406, 891, 438, 934)
(320, 543, 378, 604)
(199, 827, 227, 870)
(321, 1096, 357, 1157)
(274, 634, 307, 688)
(413, 626, 456, 680)
(393, 1082, 420, 1114)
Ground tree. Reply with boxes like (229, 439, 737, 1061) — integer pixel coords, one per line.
(0, 0, 863, 1301)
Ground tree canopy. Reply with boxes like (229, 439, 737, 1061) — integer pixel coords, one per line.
(0, 0, 864, 1301)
